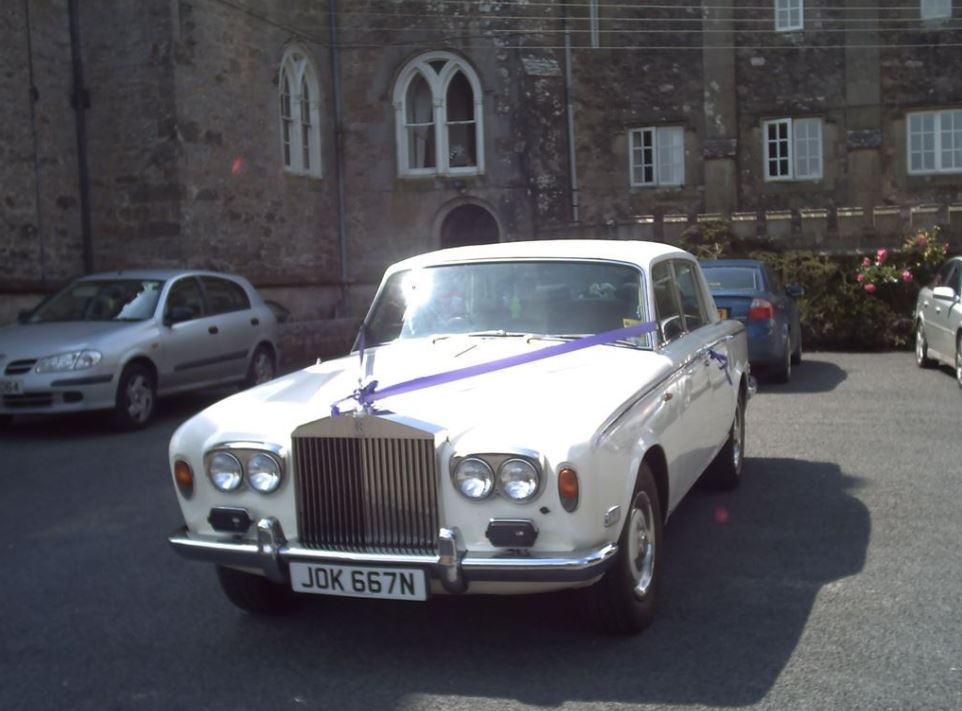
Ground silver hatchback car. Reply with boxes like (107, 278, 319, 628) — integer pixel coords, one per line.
(0, 269, 280, 428)
(915, 256, 962, 387)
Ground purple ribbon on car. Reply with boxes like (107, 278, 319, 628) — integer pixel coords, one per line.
(330, 320, 659, 417)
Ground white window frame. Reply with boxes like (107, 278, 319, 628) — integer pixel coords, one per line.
(589, 0, 600, 48)
(393, 51, 485, 178)
(775, 0, 804, 32)
(920, 0, 952, 20)
(763, 117, 823, 182)
(278, 47, 322, 177)
(629, 127, 685, 188)
(907, 109, 962, 175)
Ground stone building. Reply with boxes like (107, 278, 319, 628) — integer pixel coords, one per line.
(2, 1, 961, 356)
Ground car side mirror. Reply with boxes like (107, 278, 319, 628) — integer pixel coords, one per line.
(932, 286, 958, 302)
(786, 285, 805, 298)
(164, 306, 195, 326)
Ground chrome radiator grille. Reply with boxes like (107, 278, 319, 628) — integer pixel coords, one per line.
(293, 421, 440, 555)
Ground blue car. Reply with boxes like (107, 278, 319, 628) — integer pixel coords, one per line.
(700, 259, 803, 382)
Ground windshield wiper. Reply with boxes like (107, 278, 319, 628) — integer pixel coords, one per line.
(466, 330, 529, 338)
(529, 334, 650, 349)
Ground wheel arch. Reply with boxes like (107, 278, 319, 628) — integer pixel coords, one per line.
(120, 355, 158, 384)
(640, 445, 669, 522)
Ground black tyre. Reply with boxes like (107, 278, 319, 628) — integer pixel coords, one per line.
(243, 345, 276, 389)
(703, 392, 745, 491)
(916, 322, 936, 368)
(112, 363, 156, 430)
(791, 329, 803, 365)
(955, 335, 962, 389)
(216, 565, 298, 615)
(771, 337, 791, 383)
(584, 464, 662, 635)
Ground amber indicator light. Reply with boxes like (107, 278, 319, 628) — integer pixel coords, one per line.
(174, 460, 194, 496)
(558, 467, 579, 512)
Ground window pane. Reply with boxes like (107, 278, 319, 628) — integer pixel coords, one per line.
(652, 261, 684, 343)
(941, 110, 962, 170)
(301, 77, 312, 171)
(201, 277, 250, 315)
(656, 127, 684, 186)
(448, 123, 476, 167)
(405, 73, 433, 125)
(408, 125, 435, 169)
(446, 71, 474, 122)
(921, 0, 951, 20)
(280, 71, 292, 168)
(766, 120, 791, 177)
(794, 118, 821, 179)
(674, 261, 708, 331)
(630, 129, 655, 185)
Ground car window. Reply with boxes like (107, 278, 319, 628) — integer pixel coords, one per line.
(201, 277, 251, 314)
(165, 278, 206, 321)
(933, 261, 957, 289)
(673, 260, 708, 331)
(702, 267, 760, 290)
(651, 261, 685, 344)
(952, 265, 962, 294)
(28, 279, 164, 323)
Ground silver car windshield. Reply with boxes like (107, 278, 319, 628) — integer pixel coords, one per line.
(28, 279, 165, 323)
(365, 260, 650, 348)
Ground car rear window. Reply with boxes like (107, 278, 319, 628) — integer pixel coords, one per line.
(702, 267, 760, 290)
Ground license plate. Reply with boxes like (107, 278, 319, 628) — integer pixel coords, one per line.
(0, 380, 23, 395)
(718, 308, 729, 319)
(289, 562, 428, 601)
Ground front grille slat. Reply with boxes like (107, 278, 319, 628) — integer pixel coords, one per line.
(294, 419, 440, 556)
(5, 359, 37, 376)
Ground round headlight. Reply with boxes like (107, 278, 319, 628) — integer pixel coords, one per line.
(208, 452, 243, 492)
(248, 453, 282, 494)
(498, 458, 541, 502)
(453, 457, 495, 499)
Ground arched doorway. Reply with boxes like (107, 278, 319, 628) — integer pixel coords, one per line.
(439, 203, 500, 249)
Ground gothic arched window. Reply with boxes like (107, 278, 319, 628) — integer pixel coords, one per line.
(278, 48, 321, 177)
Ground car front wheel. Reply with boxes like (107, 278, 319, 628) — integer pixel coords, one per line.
(703, 390, 745, 490)
(112, 363, 156, 430)
(956, 335, 962, 389)
(244, 345, 276, 388)
(216, 565, 298, 615)
(916, 322, 935, 368)
(583, 464, 662, 635)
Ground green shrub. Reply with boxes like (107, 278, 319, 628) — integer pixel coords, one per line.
(681, 221, 949, 351)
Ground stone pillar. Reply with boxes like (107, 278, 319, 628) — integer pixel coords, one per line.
(702, 0, 737, 213)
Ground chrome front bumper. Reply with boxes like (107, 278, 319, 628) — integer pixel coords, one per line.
(168, 517, 618, 592)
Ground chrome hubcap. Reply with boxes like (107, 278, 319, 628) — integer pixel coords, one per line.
(956, 346, 962, 386)
(126, 375, 153, 423)
(253, 353, 274, 384)
(916, 327, 925, 364)
(627, 493, 656, 598)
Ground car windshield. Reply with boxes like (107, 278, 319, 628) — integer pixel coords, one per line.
(365, 260, 649, 348)
(28, 279, 165, 323)
(702, 267, 760, 290)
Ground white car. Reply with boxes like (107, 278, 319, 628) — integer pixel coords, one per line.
(0, 269, 279, 429)
(168, 240, 750, 634)
(915, 256, 962, 386)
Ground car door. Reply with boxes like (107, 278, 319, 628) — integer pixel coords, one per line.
(159, 276, 225, 389)
(651, 260, 712, 501)
(925, 261, 960, 359)
(199, 276, 258, 381)
(672, 259, 732, 481)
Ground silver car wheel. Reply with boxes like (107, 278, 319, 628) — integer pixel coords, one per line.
(732, 401, 744, 472)
(956, 340, 962, 388)
(916, 325, 926, 366)
(252, 350, 274, 385)
(627, 492, 657, 599)
(125, 374, 154, 423)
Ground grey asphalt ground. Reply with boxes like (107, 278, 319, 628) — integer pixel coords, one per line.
(1, 352, 960, 711)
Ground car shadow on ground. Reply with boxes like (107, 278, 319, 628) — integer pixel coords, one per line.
(0, 387, 236, 441)
(758, 356, 848, 394)
(183, 456, 869, 709)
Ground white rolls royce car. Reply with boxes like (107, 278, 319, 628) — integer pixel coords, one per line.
(168, 240, 750, 634)
(915, 256, 962, 386)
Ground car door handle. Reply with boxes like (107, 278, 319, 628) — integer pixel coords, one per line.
(208, 325, 219, 334)
(250, 318, 259, 326)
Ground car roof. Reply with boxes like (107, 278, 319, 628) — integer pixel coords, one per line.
(77, 268, 245, 282)
(699, 259, 765, 268)
(387, 240, 690, 274)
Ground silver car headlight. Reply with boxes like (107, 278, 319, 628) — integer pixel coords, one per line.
(247, 452, 283, 494)
(453, 457, 495, 500)
(498, 458, 541, 502)
(34, 350, 102, 373)
(208, 452, 244, 492)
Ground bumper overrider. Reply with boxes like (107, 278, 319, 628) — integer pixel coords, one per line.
(168, 517, 618, 593)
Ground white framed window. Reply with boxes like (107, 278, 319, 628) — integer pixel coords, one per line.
(393, 51, 484, 177)
(908, 109, 962, 174)
(589, 0, 600, 48)
(775, 0, 804, 31)
(629, 127, 685, 187)
(920, 0, 952, 20)
(278, 47, 321, 177)
(763, 118, 822, 181)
